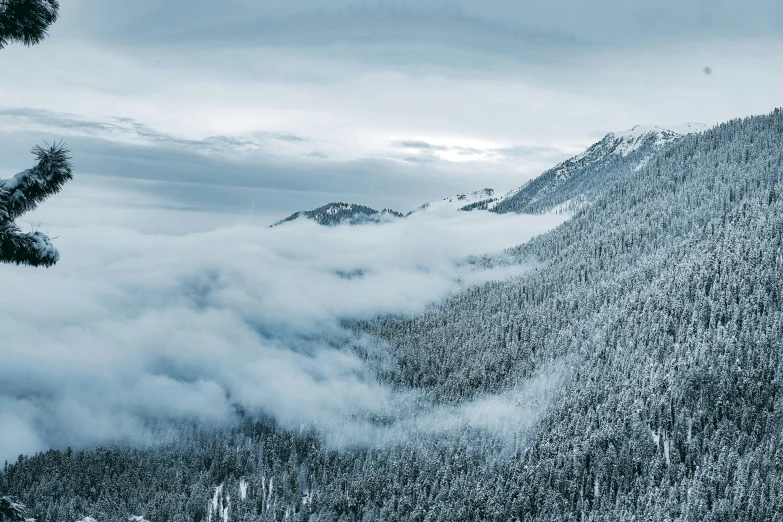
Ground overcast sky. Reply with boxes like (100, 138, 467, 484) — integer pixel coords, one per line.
(1, 0, 782, 216)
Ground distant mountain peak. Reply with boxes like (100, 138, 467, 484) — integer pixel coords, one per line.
(271, 202, 404, 227)
(271, 188, 502, 228)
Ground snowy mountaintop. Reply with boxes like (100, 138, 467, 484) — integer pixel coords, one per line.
(604, 123, 709, 157)
(611, 123, 708, 140)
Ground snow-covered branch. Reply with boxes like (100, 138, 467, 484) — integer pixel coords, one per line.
(0, 142, 72, 221)
(0, 223, 59, 266)
(0, 142, 72, 267)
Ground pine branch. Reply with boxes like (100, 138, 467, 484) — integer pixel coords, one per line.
(0, 0, 59, 49)
(0, 221, 59, 267)
(0, 3, 68, 268)
(0, 142, 71, 267)
(0, 141, 72, 222)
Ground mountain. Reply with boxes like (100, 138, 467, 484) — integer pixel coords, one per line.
(10, 110, 783, 521)
(483, 123, 709, 215)
(216, 124, 714, 230)
(272, 189, 496, 227)
(271, 202, 404, 227)
(406, 188, 496, 215)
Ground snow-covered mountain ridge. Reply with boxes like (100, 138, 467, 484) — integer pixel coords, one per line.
(487, 122, 709, 214)
(407, 188, 496, 215)
(270, 189, 497, 227)
(271, 123, 710, 226)
(602, 123, 708, 157)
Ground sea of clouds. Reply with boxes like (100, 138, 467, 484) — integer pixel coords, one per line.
(0, 176, 570, 462)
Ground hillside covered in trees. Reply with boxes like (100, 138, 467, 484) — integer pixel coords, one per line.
(3, 109, 783, 521)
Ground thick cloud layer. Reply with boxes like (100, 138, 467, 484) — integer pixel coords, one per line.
(0, 181, 567, 462)
(56, 1, 783, 49)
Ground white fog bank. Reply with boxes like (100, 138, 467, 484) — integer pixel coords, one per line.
(0, 181, 568, 461)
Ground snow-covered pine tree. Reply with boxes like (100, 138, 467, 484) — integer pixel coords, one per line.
(0, 0, 72, 267)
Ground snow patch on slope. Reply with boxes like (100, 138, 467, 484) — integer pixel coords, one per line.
(608, 123, 709, 157)
(409, 188, 497, 215)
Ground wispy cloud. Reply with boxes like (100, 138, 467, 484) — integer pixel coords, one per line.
(0, 108, 315, 159)
(389, 138, 573, 166)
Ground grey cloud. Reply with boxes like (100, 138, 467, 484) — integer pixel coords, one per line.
(392, 140, 449, 151)
(0, 108, 311, 158)
(496, 144, 571, 159)
(390, 138, 569, 166)
(305, 151, 329, 159)
(59, 1, 783, 62)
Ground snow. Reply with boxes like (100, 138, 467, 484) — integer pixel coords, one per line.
(650, 428, 671, 465)
(1, 164, 67, 200)
(239, 479, 248, 501)
(410, 188, 496, 215)
(663, 435, 671, 466)
(608, 123, 709, 157)
(0, 172, 21, 191)
(326, 204, 354, 215)
(209, 485, 224, 522)
(29, 232, 59, 261)
(612, 123, 708, 140)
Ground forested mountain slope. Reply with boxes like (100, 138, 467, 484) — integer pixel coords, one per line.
(3, 110, 783, 522)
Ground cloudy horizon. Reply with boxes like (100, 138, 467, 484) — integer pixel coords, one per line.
(2, 1, 783, 218)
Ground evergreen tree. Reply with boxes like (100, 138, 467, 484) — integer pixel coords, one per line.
(0, 0, 72, 267)
(0, 0, 59, 49)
